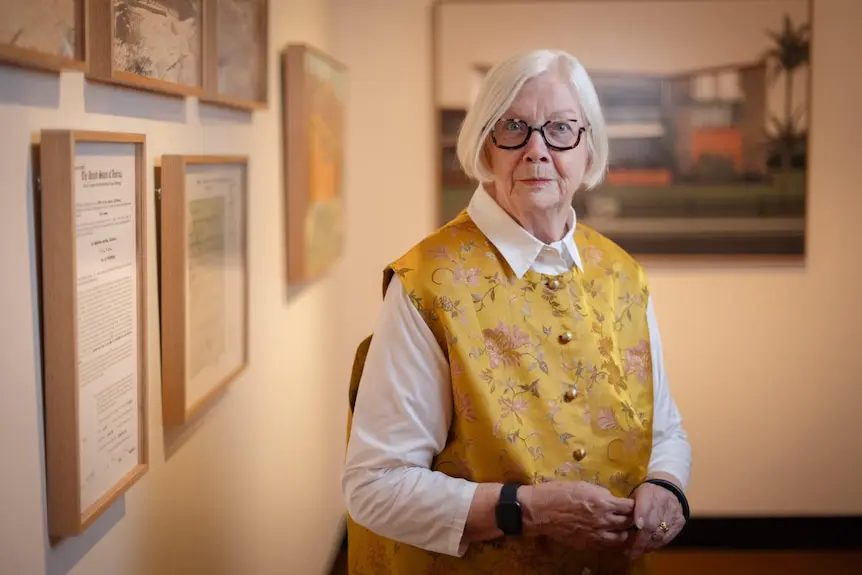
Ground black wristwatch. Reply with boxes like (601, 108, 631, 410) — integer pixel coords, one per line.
(495, 483, 523, 536)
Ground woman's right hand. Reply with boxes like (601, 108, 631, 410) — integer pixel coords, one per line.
(519, 481, 635, 549)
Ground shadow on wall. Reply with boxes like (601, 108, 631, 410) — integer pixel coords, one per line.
(0, 66, 61, 108)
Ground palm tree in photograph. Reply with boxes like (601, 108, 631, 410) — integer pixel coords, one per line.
(762, 14, 810, 169)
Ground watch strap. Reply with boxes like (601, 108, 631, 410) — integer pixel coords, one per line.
(496, 483, 523, 536)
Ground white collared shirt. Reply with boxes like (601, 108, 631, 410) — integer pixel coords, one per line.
(342, 186, 692, 558)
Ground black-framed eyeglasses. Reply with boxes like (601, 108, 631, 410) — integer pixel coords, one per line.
(490, 118, 587, 151)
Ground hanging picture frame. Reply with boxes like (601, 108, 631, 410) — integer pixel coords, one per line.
(39, 129, 149, 538)
(87, 0, 205, 98)
(432, 0, 811, 259)
(281, 43, 348, 284)
(200, 0, 268, 110)
(0, 0, 87, 73)
(159, 155, 249, 426)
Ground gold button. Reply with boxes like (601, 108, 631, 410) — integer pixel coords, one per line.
(563, 389, 576, 402)
(572, 448, 587, 461)
(547, 279, 560, 290)
(558, 331, 573, 344)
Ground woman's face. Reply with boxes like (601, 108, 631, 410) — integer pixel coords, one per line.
(484, 72, 589, 222)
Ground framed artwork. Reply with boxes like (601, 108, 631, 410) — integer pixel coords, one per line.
(281, 44, 348, 283)
(159, 155, 249, 426)
(433, 0, 811, 258)
(0, 0, 87, 73)
(87, 0, 204, 97)
(39, 129, 149, 538)
(200, 0, 268, 110)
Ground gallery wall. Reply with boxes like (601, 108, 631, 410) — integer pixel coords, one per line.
(1, 0, 859, 574)
(440, 0, 861, 517)
(0, 0, 436, 574)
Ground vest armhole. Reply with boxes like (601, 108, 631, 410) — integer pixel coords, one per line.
(348, 334, 374, 414)
(382, 266, 396, 299)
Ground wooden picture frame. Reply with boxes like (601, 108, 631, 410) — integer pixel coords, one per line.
(281, 43, 348, 284)
(431, 0, 811, 259)
(39, 130, 149, 538)
(159, 155, 249, 426)
(0, 0, 87, 73)
(200, 0, 268, 110)
(87, 0, 205, 98)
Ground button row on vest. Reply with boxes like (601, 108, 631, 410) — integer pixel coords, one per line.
(558, 331, 573, 344)
(547, 278, 561, 290)
(563, 388, 576, 402)
(572, 448, 587, 461)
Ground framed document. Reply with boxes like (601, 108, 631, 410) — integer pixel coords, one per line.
(281, 43, 348, 284)
(0, 0, 87, 73)
(87, 0, 204, 97)
(159, 155, 249, 426)
(39, 130, 149, 538)
(201, 0, 268, 110)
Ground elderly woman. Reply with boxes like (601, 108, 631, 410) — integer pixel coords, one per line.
(342, 49, 692, 575)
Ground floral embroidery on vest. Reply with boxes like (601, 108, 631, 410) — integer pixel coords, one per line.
(347, 211, 656, 575)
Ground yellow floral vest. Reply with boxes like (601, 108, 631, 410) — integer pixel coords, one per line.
(347, 211, 656, 575)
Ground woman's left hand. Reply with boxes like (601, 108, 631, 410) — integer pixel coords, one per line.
(624, 481, 685, 559)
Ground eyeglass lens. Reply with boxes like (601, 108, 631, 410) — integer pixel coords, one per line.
(493, 119, 583, 149)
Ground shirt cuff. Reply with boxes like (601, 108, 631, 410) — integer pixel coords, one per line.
(448, 481, 479, 557)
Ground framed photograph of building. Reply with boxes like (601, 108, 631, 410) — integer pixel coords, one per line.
(201, 0, 268, 110)
(159, 155, 249, 426)
(433, 0, 811, 257)
(281, 43, 348, 283)
(87, 0, 204, 97)
(39, 129, 149, 538)
(0, 0, 87, 73)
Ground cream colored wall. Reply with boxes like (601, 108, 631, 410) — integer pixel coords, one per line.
(1, 0, 859, 573)
(0, 0, 435, 573)
(438, 0, 810, 119)
(436, 0, 861, 516)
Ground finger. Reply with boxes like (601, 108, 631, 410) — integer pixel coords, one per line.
(624, 529, 651, 558)
(631, 488, 656, 530)
(628, 506, 659, 558)
(596, 529, 630, 547)
(606, 496, 636, 515)
(603, 512, 636, 530)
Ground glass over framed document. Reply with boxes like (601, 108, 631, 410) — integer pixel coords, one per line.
(159, 155, 249, 426)
(0, 0, 87, 73)
(39, 130, 149, 539)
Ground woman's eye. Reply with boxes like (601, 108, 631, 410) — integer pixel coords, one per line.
(551, 121, 572, 132)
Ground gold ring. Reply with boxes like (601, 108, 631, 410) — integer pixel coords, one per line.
(658, 520, 670, 532)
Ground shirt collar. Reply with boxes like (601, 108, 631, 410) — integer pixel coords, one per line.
(466, 184, 584, 279)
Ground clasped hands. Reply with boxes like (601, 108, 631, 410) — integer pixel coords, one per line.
(521, 479, 685, 560)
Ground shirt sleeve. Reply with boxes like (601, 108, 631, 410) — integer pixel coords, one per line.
(342, 276, 479, 557)
(645, 294, 693, 490)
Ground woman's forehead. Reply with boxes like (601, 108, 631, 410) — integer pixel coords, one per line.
(505, 76, 582, 119)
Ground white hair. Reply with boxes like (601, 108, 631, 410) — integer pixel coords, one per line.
(456, 49, 609, 190)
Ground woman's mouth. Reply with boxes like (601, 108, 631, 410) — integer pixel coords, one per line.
(519, 178, 552, 187)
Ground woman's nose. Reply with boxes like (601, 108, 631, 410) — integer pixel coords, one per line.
(523, 131, 550, 163)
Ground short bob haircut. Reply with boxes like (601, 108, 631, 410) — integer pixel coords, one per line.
(456, 49, 609, 190)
